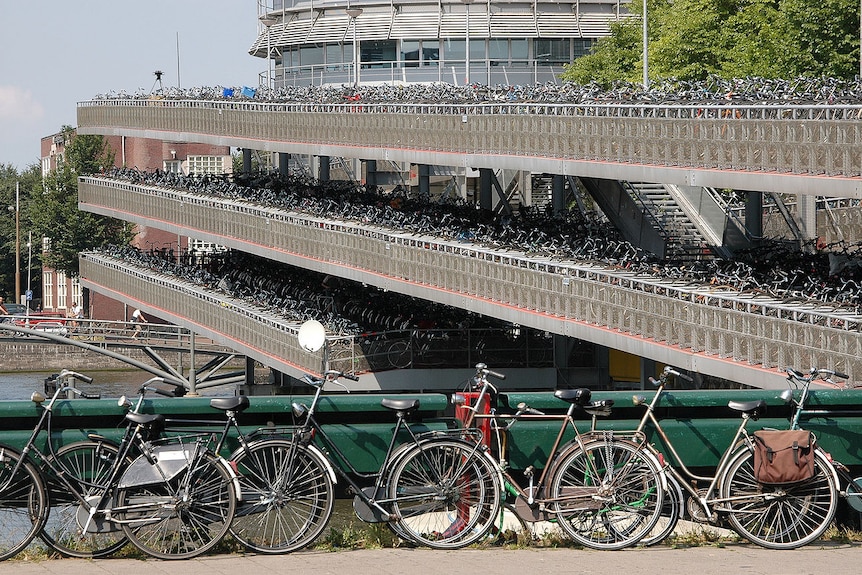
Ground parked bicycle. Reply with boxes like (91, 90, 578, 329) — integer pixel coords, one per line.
(621, 366, 838, 549)
(37, 373, 338, 558)
(783, 367, 862, 520)
(270, 368, 501, 550)
(0, 371, 238, 561)
(454, 363, 665, 550)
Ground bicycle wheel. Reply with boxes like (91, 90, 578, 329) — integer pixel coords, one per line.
(721, 446, 837, 549)
(387, 439, 501, 549)
(229, 440, 334, 554)
(115, 450, 236, 560)
(639, 471, 683, 546)
(40, 441, 129, 558)
(0, 446, 48, 561)
(549, 439, 663, 550)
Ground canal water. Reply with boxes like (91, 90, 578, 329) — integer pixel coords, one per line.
(0, 370, 238, 401)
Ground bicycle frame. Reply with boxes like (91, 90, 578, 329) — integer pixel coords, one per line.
(289, 371, 460, 522)
(459, 365, 654, 522)
(784, 367, 862, 513)
(627, 372, 760, 522)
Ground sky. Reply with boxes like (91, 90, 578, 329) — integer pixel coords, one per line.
(0, 0, 262, 171)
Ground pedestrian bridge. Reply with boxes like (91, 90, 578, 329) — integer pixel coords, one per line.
(78, 177, 862, 389)
(77, 99, 862, 197)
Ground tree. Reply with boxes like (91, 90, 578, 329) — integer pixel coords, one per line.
(0, 163, 41, 302)
(28, 127, 133, 277)
(562, 0, 861, 84)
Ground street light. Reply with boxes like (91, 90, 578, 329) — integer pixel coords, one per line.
(642, 0, 649, 87)
(461, 0, 472, 86)
(346, 7, 363, 88)
(260, 16, 277, 89)
(25, 231, 31, 319)
(6, 182, 20, 305)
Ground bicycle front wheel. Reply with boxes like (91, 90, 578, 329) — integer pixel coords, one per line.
(721, 446, 837, 549)
(0, 447, 48, 561)
(549, 439, 663, 550)
(116, 451, 236, 560)
(40, 441, 129, 558)
(230, 440, 334, 554)
(387, 439, 501, 549)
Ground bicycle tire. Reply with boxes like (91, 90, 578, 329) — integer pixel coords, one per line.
(229, 440, 334, 554)
(639, 471, 683, 546)
(0, 446, 48, 561)
(721, 446, 837, 549)
(549, 439, 664, 550)
(40, 441, 130, 558)
(387, 439, 501, 549)
(387, 340, 412, 369)
(115, 450, 236, 560)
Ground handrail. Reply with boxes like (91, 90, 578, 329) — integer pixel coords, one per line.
(76, 98, 862, 122)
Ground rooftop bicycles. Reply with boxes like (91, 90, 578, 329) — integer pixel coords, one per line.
(454, 363, 665, 550)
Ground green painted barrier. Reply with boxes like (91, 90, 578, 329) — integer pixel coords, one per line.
(0, 388, 860, 475)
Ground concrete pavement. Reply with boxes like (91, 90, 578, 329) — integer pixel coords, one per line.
(4, 543, 861, 575)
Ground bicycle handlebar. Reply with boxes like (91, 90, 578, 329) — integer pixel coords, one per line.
(58, 369, 94, 384)
(475, 362, 506, 380)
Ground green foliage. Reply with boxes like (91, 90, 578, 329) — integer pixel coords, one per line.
(0, 163, 41, 300)
(27, 128, 133, 277)
(562, 0, 861, 84)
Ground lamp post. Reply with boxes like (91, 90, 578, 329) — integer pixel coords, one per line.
(346, 8, 363, 88)
(642, 0, 649, 87)
(7, 182, 20, 305)
(461, 0, 472, 86)
(260, 16, 277, 89)
(25, 231, 31, 318)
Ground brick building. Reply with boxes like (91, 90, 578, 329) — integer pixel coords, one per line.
(39, 131, 231, 321)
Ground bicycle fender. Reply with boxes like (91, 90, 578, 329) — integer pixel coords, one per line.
(305, 443, 338, 485)
(215, 455, 243, 502)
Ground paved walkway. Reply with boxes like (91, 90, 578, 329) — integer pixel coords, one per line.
(5, 543, 861, 575)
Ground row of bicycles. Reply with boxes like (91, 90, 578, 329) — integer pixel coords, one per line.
(0, 360, 860, 560)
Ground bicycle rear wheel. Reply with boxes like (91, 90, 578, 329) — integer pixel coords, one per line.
(0, 446, 48, 561)
(115, 451, 236, 560)
(229, 440, 334, 553)
(387, 439, 501, 549)
(549, 439, 663, 550)
(639, 471, 683, 546)
(40, 441, 129, 558)
(721, 447, 837, 549)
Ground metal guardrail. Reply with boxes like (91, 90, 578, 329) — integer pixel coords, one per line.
(76, 99, 862, 184)
(79, 177, 862, 382)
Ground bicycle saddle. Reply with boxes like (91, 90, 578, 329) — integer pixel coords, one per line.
(380, 398, 420, 413)
(554, 388, 591, 405)
(210, 395, 250, 413)
(727, 399, 767, 419)
(126, 412, 166, 431)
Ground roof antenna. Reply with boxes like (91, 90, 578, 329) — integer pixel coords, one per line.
(151, 70, 164, 94)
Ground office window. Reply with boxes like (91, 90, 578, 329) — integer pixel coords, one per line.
(510, 39, 529, 65)
(360, 40, 396, 67)
(188, 156, 224, 175)
(402, 40, 420, 67)
(57, 273, 67, 310)
(443, 38, 466, 63)
(535, 39, 570, 65)
(43, 272, 53, 309)
(573, 39, 593, 59)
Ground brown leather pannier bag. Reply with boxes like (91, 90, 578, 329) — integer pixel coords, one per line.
(752, 429, 815, 485)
